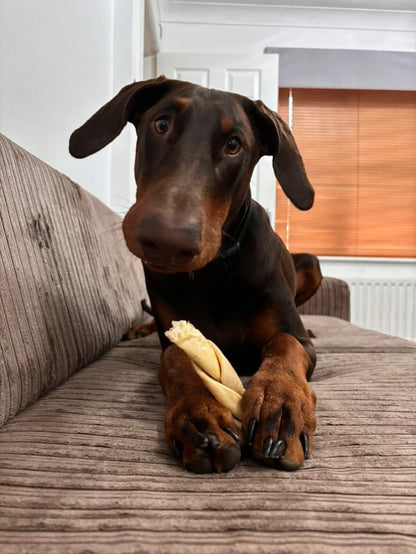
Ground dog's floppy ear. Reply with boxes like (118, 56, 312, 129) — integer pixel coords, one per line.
(249, 100, 314, 211)
(69, 75, 183, 158)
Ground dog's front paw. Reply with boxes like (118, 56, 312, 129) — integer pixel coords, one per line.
(242, 367, 316, 470)
(165, 393, 242, 474)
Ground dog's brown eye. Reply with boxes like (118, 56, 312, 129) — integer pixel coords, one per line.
(225, 137, 242, 155)
(154, 117, 170, 134)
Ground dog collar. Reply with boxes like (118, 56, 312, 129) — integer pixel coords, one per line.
(189, 201, 252, 279)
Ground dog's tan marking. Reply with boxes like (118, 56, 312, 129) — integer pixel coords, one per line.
(220, 116, 234, 134)
(175, 97, 191, 112)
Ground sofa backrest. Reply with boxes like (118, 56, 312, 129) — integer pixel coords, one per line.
(298, 276, 351, 321)
(0, 134, 147, 425)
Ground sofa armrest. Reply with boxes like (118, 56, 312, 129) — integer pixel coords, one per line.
(297, 276, 351, 321)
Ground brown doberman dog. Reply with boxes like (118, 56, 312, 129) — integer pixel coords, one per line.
(69, 76, 321, 474)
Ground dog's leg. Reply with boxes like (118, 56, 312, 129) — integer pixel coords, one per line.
(242, 333, 317, 470)
(159, 345, 242, 473)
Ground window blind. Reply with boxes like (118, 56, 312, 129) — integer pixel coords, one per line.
(276, 89, 416, 258)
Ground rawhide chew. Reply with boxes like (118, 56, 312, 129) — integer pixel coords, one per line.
(165, 320, 245, 422)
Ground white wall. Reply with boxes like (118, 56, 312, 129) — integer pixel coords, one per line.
(0, 0, 143, 209)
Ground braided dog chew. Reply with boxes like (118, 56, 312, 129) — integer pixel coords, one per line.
(165, 321, 245, 422)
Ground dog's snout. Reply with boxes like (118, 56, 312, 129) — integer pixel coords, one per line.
(137, 216, 201, 269)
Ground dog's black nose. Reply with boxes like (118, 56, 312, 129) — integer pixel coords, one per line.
(137, 216, 201, 269)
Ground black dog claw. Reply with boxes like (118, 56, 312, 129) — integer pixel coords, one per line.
(224, 427, 241, 443)
(192, 432, 209, 449)
(206, 434, 220, 448)
(300, 432, 309, 459)
(270, 439, 286, 459)
(247, 418, 257, 445)
(263, 436, 274, 457)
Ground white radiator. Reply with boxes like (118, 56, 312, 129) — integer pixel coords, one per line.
(349, 279, 416, 342)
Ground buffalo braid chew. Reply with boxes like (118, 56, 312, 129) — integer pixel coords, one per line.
(165, 320, 245, 423)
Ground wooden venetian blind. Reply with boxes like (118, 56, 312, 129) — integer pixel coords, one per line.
(275, 89, 416, 257)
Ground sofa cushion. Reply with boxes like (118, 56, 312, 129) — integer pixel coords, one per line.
(0, 324, 415, 553)
(298, 277, 351, 321)
(302, 315, 416, 353)
(0, 134, 146, 425)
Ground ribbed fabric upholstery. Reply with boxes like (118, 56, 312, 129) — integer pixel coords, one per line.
(0, 134, 146, 425)
(298, 276, 351, 321)
(302, 314, 415, 352)
(0, 325, 415, 553)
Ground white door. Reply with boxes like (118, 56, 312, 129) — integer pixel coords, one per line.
(157, 53, 279, 225)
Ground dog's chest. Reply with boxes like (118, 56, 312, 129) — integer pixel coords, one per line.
(164, 274, 263, 346)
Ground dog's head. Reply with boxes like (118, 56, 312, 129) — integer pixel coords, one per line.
(70, 76, 313, 274)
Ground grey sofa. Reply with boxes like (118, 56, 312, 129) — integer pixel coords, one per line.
(1, 134, 415, 554)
